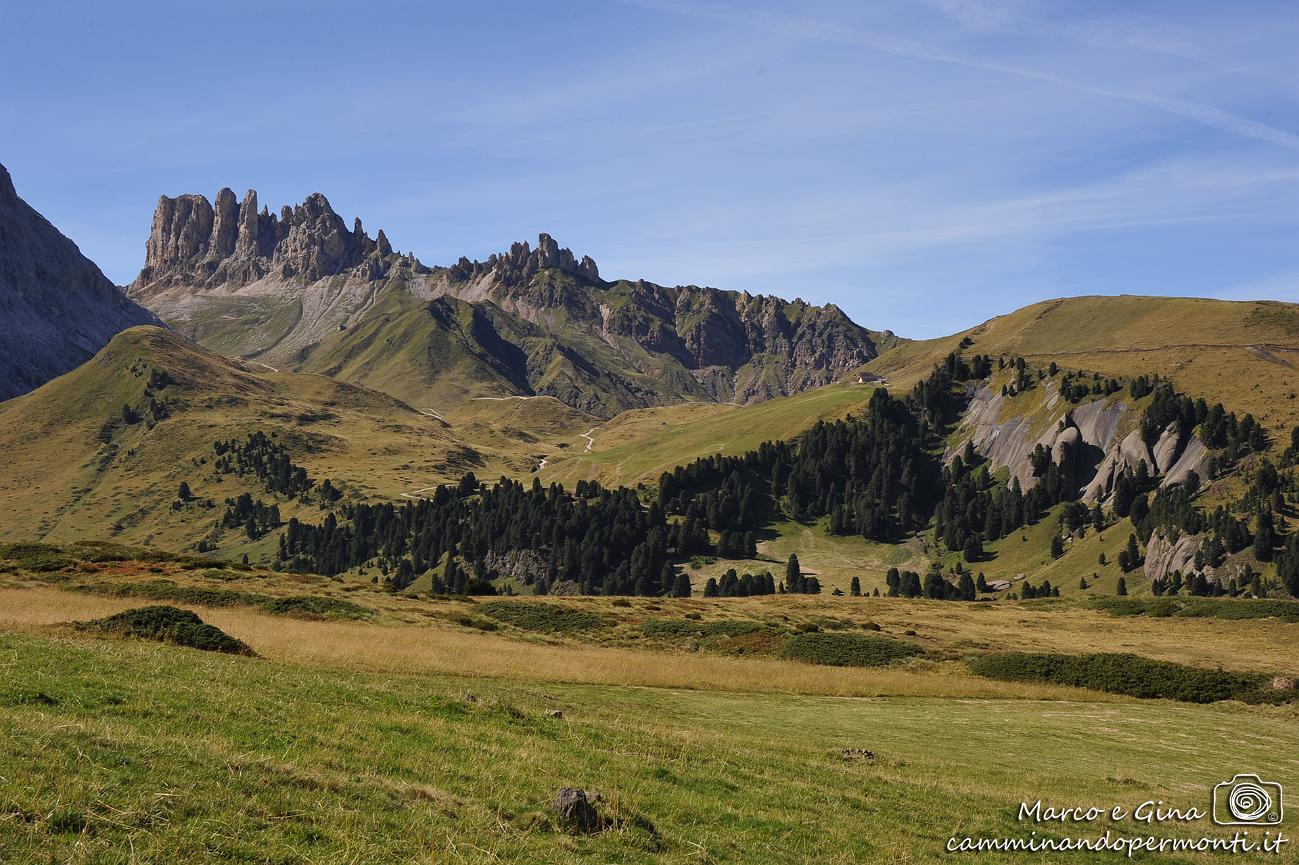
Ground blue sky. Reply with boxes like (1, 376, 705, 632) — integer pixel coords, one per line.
(3, 0, 1297, 337)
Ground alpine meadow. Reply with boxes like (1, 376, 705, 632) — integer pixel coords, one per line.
(3, 3, 1299, 863)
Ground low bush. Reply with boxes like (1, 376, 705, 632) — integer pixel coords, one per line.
(449, 613, 499, 631)
(968, 652, 1293, 704)
(641, 618, 768, 640)
(1089, 596, 1299, 623)
(0, 543, 76, 572)
(261, 595, 369, 620)
(640, 619, 701, 639)
(779, 632, 923, 668)
(69, 580, 264, 608)
(75, 606, 255, 656)
(476, 601, 609, 633)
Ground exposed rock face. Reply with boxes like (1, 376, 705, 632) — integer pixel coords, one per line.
(1152, 422, 1182, 474)
(446, 243, 881, 405)
(129, 186, 891, 415)
(0, 163, 158, 400)
(953, 382, 1126, 497)
(1144, 529, 1203, 584)
(132, 188, 404, 292)
(447, 232, 600, 286)
(1082, 429, 1155, 502)
(1162, 436, 1209, 490)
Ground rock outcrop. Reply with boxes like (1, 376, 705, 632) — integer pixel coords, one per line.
(1162, 435, 1210, 490)
(1081, 424, 1208, 503)
(447, 232, 600, 286)
(1143, 529, 1203, 584)
(0, 163, 158, 400)
(953, 381, 1126, 498)
(132, 188, 409, 292)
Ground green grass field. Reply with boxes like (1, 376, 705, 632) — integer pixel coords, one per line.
(3, 626, 1298, 864)
(539, 382, 882, 488)
(4, 543, 1299, 861)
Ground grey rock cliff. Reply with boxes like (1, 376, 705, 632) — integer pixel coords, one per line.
(131, 188, 402, 293)
(0, 163, 159, 401)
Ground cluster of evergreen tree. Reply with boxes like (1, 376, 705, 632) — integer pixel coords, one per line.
(213, 432, 314, 497)
(885, 567, 923, 598)
(1276, 534, 1299, 598)
(1057, 369, 1122, 403)
(660, 382, 949, 544)
(1017, 578, 1060, 599)
(885, 563, 980, 600)
(1150, 570, 1228, 597)
(702, 569, 776, 597)
(1141, 382, 1263, 457)
(783, 554, 822, 594)
(910, 353, 993, 429)
(1116, 533, 1143, 573)
(280, 475, 682, 595)
(221, 493, 282, 539)
(933, 439, 1079, 561)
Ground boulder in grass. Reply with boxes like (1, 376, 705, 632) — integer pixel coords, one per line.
(553, 788, 600, 833)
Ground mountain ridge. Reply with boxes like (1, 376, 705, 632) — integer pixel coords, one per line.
(128, 187, 897, 416)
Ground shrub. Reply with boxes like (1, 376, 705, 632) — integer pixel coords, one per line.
(1, 543, 76, 572)
(779, 632, 923, 668)
(70, 580, 264, 608)
(75, 606, 255, 656)
(1089, 596, 1299, 623)
(968, 652, 1293, 704)
(449, 613, 499, 631)
(699, 620, 766, 638)
(640, 618, 768, 640)
(476, 601, 608, 633)
(261, 595, 369, 620)
(640, 619, 701, 639)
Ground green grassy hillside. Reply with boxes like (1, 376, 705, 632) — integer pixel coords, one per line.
(866, 295, 1299, 435)
(0, 328, 542, 554)
(538, 381, 884, 488)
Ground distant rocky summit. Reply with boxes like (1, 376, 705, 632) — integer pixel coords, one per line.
(134, 188, 414, 289)
(129, 187, 897, 415)
(0, 163, 158, 401)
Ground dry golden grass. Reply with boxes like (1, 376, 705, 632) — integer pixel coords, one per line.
(0, 586, 1109, 701)
(713, 593, 1299, 676)
(865, 295, 1299, 436)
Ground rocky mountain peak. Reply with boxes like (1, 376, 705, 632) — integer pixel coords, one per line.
(0, 164, 18, 206)
(0, 162, 158, 399)
(447, 233, 601, 285)
(131, 187, 407, 294)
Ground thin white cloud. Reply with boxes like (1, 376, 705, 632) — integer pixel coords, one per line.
(624, 0, 1299, 151)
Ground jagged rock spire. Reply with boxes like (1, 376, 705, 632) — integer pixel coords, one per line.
(447, 233, 601, 285)
(132, 187, 402, 290)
